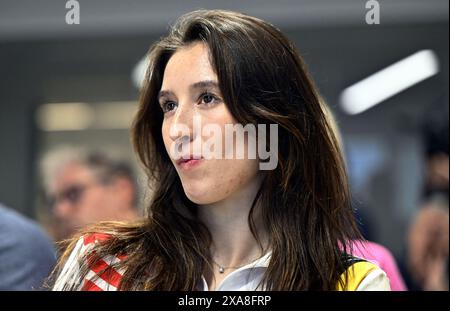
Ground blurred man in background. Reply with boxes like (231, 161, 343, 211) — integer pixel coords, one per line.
(41, 147, 141, 241)
(0, 203, 56, 290)
(407, 103, 449, 291)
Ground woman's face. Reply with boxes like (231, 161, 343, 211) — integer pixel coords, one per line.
(160, 42, 260, 205)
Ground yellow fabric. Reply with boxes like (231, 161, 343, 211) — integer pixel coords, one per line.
(336, 261, 378, 291)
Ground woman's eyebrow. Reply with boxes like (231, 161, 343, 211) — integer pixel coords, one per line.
(158, 80, 220, 101)
(157, 90, 173, 101)
(189, 80, 219, 91)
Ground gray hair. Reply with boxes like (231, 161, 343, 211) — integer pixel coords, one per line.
(40, 146, 139, 208)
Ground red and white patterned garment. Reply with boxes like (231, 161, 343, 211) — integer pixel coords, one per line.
(53, 233, 125, 291)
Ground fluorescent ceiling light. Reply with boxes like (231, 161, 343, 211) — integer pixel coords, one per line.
(37, 102, 94, 131)
(340, 49, 440, 115)
(37, 101, 138, 131)
(95, 101, 138, 129)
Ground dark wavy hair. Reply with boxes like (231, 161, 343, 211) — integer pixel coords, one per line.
(52, 9, 361, 290)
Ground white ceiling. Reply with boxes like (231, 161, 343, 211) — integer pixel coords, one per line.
(0, 0, 448, 41)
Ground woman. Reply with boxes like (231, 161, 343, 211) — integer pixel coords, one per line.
(52, 9, 390, 291)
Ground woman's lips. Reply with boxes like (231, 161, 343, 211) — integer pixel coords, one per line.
(176, 158, 204, 170)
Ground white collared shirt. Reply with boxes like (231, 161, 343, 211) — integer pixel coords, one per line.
(197, 251, 391, 291)
(198, 251, 272, 291)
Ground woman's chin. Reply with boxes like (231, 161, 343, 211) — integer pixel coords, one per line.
(182, 184, 218, 205)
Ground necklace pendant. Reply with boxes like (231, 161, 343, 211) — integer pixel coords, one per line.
(219, 266, 225, 273)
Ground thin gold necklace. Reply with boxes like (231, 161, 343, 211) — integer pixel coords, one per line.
(211, 253, 265, 274)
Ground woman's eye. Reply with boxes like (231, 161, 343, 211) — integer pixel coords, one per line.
(200, 92, 220, 106)
(162, 101, 177, 113)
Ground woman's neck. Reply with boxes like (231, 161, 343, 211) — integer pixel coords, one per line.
(198, 173, 269, 269)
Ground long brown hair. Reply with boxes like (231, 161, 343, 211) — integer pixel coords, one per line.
(52, 9, 361, 290)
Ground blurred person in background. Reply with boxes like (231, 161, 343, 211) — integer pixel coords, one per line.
(407, 101, 448, 291)
(0, 203, 56, 290)
(41, 147, 141, 241)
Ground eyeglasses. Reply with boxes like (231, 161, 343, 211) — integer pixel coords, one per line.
(47, 183, 96, 208)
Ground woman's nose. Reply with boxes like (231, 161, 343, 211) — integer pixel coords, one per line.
(169, 100, 195, 143)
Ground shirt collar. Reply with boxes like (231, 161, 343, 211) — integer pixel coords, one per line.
(198, 250, 272, 291)
(240, 250, 272, 269)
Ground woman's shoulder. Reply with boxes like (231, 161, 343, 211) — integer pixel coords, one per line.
(53, 232, 126, 291)
(338, 256, 391, 291)
(354, 264, 391, 291)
